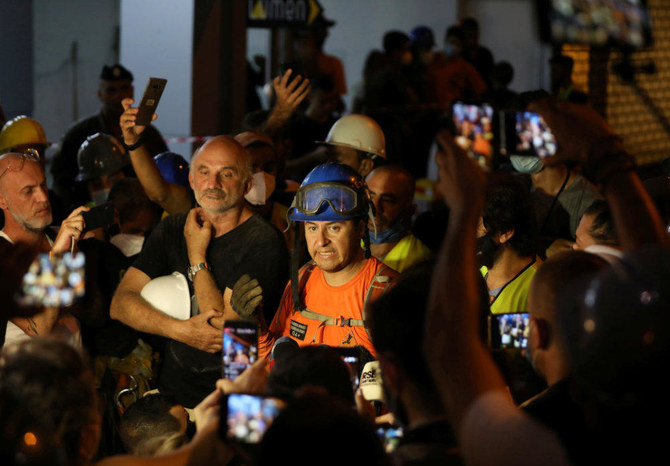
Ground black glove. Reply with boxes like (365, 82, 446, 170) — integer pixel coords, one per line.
(231, 274, 263, 319)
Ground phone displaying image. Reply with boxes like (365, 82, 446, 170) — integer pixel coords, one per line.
(221, 394, 285, 443)
(333, 347, 361, 390)
(490, 312, 530, 350)
(500, 111, 557, 158)
(376, 424, 404, 453)
(82, 202, 115, 233)
(16, 252, 86, 308)
(451, 101, 495, 168)
(135, 77, 167, 126)
(223, 320, 258, 380)
(537, 0, 652, 48)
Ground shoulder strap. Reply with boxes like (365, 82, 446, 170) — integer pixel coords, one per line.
(363, 264, 395, 310)
(296, 262, 396, 329)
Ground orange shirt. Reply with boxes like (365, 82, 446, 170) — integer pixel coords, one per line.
(259, 258, 396, 359)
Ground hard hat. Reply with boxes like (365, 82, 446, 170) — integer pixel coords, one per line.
(319, 114, 386, 159)
(409, 25, 435, 48)
(140, 271, 191, 320)
(154, 151, 190, 188)
(0, 116, 51, 153)
(288, 162, 373, 222)
(75, 132, 129, 182)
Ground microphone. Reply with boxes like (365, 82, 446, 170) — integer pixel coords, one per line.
(359, 360, 385, 403)
(271, 336, 299, 362)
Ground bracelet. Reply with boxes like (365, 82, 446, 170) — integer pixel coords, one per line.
(122, 137, 144, 152)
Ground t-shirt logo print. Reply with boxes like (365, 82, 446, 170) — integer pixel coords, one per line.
(290, 319, 307, 341)
(341, 330, 356, 347)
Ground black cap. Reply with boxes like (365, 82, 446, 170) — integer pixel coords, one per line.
(100, 64, 134, 82)
(311, 13, 335, 29)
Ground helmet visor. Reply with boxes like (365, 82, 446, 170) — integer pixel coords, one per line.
(294, 182, 361, 216)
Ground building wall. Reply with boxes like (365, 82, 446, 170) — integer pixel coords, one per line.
(120, 0, 194, 158)
(0, 0, 34, 119)
(606, 0, 670, 165)
(460, 0, 552, 93)
(32, 0, 120, 149)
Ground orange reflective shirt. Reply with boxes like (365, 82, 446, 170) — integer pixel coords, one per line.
(259, 258, 396, 359)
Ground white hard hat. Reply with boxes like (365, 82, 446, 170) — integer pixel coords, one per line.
(319, 114, 386, 159)
(140, 272, 190, 320)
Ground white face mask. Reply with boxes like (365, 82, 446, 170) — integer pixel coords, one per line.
(510, 155, 545, 175)
(245, 171, 276, 206)
(91, 188, 110, 206)
(110, 233, 145, 257)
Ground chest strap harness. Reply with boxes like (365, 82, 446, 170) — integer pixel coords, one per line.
(294, 261, 394, 345)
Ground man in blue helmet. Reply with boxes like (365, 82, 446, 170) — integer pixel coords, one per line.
(253, 162, 398, 360)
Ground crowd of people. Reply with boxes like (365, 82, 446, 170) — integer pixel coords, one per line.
(1, 12, 670, 466)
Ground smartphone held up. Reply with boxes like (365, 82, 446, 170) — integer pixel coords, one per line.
(223, 320, 258, 381)
(16, 252, 86, 308)
(135, 77, 167, 126)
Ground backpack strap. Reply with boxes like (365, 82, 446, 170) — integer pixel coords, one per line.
(296, 263, 395, 329)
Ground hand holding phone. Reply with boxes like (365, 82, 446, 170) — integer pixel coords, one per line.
(135, 77, 167, 126)
(82, 202, 115, 233)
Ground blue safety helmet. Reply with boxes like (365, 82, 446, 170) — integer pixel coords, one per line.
(288, 163, 374, 223)
(154, 151, 190, 188)
(409, 25, 435, 48)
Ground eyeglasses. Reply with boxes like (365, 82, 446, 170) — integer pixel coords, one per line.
(0, 149, 40, 180)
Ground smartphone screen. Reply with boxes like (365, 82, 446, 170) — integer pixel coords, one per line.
(500, 111, 557, 158)
(222, 394, 284, 443)
(136, 77, 167, 126)
(490, 312, 530, 350)
(515, 112, 557, 158)
(538, 0, 652, 48)
(452, 102, 495, 168)
(16, 252, 86, 307)
(223, 321, 258, 380)
(376, 425, 404, 453)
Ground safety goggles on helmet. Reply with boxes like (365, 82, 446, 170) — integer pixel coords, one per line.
(292, 181, 365, 217)
(0, 148, 40, 180)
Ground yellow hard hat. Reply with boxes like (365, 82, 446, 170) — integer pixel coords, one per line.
(0, 116, 51, 153)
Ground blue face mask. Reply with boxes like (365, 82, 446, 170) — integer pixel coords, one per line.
(443, 43, 456, 57)
(510, 155, 544, 175)
(370, 221, 407, 245)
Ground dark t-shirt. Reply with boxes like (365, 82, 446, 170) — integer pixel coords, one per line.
(132, 213, 289, 407)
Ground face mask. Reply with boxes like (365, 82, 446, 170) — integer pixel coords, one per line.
(510, 155, 544, 175)
(91, 188, 110, 206)
(110, 233, 145, 257)
(476, 232, 500, 269)
(443, 43, 456, 57)
(370, 221, 407, 245)
(245, 171, 276, 206)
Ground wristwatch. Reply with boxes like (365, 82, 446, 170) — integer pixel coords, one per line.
(187, 262, 209, 281)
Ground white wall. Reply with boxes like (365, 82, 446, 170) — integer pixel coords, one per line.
(462, 0, 552, 93)
(33, 0, 119, 149)
(120, 0, 194, 159)
(247, 0, 459, 111)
